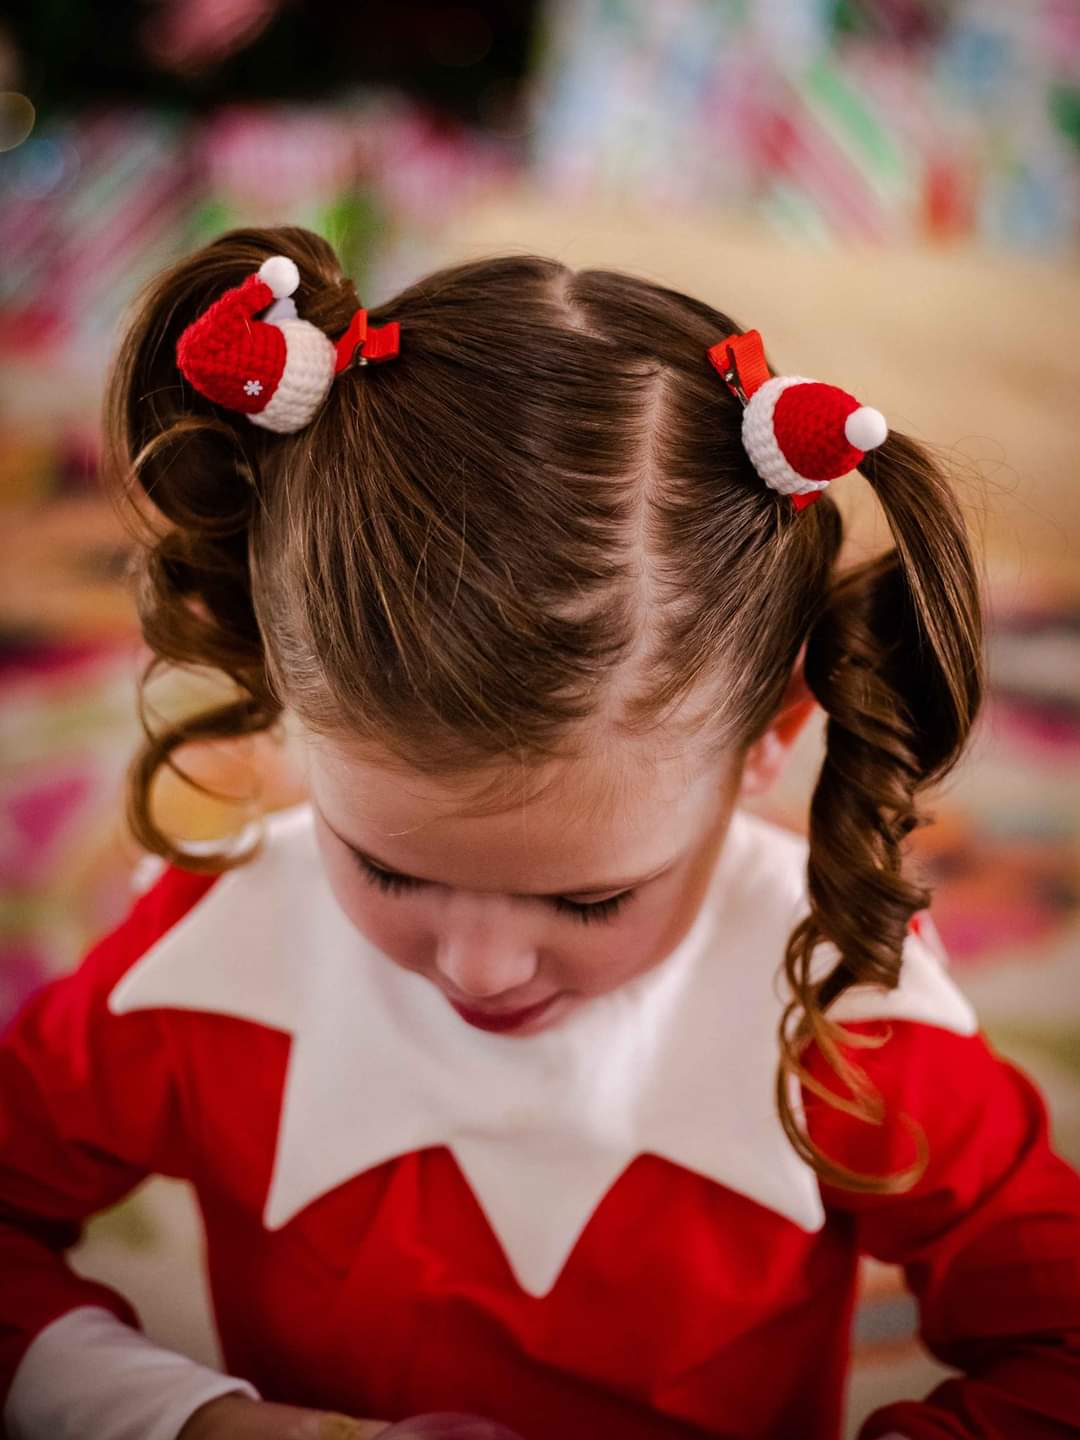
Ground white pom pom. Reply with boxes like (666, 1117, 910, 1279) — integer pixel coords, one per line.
(845, 405, 888, 452)
(258, 255, 300, 299)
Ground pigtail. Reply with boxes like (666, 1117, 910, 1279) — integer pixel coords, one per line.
(102, 225, 361, 873)
(776, 430, 984, 1192)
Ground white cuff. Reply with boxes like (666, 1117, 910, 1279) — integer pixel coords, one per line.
(4, 1305, 260, 1440)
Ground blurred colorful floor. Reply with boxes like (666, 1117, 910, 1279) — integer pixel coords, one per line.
(3, 208, 1079, 1436)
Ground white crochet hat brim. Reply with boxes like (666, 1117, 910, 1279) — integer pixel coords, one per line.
(250, 319, 336, 434)
(741, 375, 830, 497)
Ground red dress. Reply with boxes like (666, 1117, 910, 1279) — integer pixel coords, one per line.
(1, 804, 1078, 1439)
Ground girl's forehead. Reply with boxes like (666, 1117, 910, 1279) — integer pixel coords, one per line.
(302, 728, 721, 825)
(299, 730, 736, 892)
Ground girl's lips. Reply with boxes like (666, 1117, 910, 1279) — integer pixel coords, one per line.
(449, 994, 560, 1033)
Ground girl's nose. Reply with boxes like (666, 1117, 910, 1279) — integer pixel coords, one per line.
(433, 897, 540, 999)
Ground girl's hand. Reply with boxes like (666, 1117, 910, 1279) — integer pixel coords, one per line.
(178, 1392, 389, 1439)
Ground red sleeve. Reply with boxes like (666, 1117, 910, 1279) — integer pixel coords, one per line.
(803, 1019, 1080, 1439)
(0, 863, 220, 1420)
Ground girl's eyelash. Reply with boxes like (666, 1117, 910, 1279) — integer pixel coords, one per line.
(351, 853, 635, 925)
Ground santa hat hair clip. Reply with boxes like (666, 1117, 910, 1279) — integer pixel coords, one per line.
(176, 255, 400, 435)
(706, 329, 888, 511)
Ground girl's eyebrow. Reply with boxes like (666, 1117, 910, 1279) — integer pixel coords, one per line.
(319, 812, 673, 898)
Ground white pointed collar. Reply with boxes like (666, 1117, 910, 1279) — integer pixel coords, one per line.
(109, 802, 976, 1297)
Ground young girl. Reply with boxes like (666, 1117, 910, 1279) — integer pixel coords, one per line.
(1, 225, 1078, 1440)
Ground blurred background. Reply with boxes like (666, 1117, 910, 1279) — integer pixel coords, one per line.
(1, 2, 1078, 1435)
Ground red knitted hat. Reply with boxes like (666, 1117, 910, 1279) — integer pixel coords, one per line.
(706, 330, 888, 510)
(176, 255, 399, 434)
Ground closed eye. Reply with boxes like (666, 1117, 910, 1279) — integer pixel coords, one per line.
(349, 852, 637, 926)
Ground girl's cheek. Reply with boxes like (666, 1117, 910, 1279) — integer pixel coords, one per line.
(315, 842, 426, 967)
(341, 884, 433, 971)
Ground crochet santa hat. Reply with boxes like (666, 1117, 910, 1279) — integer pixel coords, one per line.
(707, 330, 888, 510)
(176, 255, 399, 434)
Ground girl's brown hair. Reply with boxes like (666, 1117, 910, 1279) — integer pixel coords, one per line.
(103, 224, 983, 1192)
